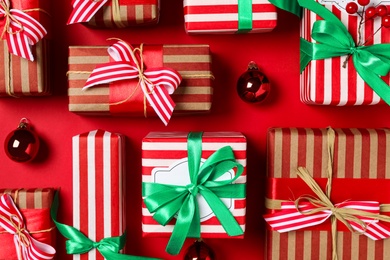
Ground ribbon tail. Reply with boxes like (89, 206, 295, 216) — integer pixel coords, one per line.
(6, 32, 34, 61)
(300, 38, 313, 74)
(67, 0, 108, 25)
(269, 0, 302, 17)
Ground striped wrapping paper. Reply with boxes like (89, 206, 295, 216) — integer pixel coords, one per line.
(265, 128, 390, 260)
(300, 1, 390, 106)
(0, 188, 56, 258)
(68, 44, 213, 116)
(86, 0, 159, 28)
(184, 0, 277, 34)
(72, 130, 125, 260)
(142, 132, 246, 238)
(0, 0, 51, 97)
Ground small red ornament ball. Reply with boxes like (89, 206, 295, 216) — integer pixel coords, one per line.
(184, 240, 215, 260)
(346, 2, 359, 14)
(357, 0, 371, 6)
(383, 15, 390, 28)
(237, 61, 270, 103)
(4, 119, 40, 162)
(365, 6, 377, 19)
(376, 5, 388, 16)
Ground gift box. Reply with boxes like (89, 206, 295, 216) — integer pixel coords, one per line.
(0, 188, 56, 259)
(141, 132, 247, 254)
(71, 129, 125, 260)
(184, 0, 277, 34)
(68, 44, 213, 117)
(68, 0, 160, 28)
(264, 127, 390, 259)
(300, 0, 390, 105)
(0, 0, 51, 97)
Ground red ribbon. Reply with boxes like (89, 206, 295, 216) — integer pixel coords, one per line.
(83, 39, 182, 125)
(67, 0, 108, 25)
(0, 194, 55, 259)
(0, 0, 47, 61)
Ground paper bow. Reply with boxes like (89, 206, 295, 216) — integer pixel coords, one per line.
(83, 39, 182, 125)
(0, 0, 47, 61)
(51, 192, 160, 260)
(142, 132, 246, 255)
(0, 194, 55, 260)
(68, 0, 125, 26)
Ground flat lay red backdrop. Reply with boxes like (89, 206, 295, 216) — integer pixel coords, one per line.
(1, 1, 390, 259)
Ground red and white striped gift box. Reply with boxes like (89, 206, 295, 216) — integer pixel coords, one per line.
(72, 130, 125, 260)
(68, 44, 213, 117)
(184, 0, 277, 34)
(265, 127, 390, 260)
(300, 1, 390, 105)
(142, 132, 246, 238)
(87, 0, 160, 28)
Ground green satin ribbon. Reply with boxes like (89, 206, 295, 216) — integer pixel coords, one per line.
(268, 0, 302, 17)
(51, 192, 160, 260)
(142, 132, 246, 255)
(299, 0, 390, 105)
(238, 0, 253, 32)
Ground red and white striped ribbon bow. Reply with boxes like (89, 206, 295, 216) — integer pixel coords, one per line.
(0, 0, 47, 61)
(67, 0, 108, 25)
(83, 40, 182, 125)
(264, 200, 390, 240)
(0, 194, 56, 259)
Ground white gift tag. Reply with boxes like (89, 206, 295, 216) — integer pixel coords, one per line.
(152, 158, 234, 222)
(319, 0, 390, 14)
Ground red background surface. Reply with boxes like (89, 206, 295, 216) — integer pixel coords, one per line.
(1, 1, 390, 259)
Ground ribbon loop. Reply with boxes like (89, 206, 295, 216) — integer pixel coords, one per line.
(143, 132, 245, 255)
(83, 39, 182, 125)
(0, 194, 55, 260)
(0, 0, 47, 61)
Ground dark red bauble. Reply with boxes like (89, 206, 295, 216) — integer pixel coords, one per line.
(184, 240, 215, 260)
(237, 61, 270, 103)
(365, 6, 377, 19)
(382, 15, 390, 28)
(357, 0, 370, 6)
(346, 2, 359, 14)
(376, 5, 388, 17)
(4, 119, 40, 162)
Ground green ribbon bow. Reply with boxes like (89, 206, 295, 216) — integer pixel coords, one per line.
(142, 132, 246, 255)
(238, 0, 253, 32)
(268, 0, 302, 17)
(299, 0, 390, 105)
(51, 192, 160, 260)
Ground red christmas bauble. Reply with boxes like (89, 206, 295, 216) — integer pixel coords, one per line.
(382, 15, 390, 28)
(184, 240, 215, 260)
(365, 6, 377, 19)
(4, 118, 40, 162)
(346, 2, 358, 14)
(357, 0, 370, 6)
(376, 5, 388, 17)
(237, 61, 270, 103)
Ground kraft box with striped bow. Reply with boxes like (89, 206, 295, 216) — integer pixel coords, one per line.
(68, 44, 213, 122)
(70, 129, 126, 260)
(300, 0, 390, 106)
(264, 127, 390, 260)
(0, 188, 56, 259)
(67, 0, 160, 28)
(184, 0, 277, 34)
(0, 0, 51, 97)
(141, 132, 247, 253)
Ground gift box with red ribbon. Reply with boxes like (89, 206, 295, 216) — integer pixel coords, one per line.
(264, 127, 390, 260)
(67, 0, 160, 28)
(0, 0, 51, 97)
(68, 41, 213, 125)
(0, 188, 56, 259)
(184, 0, 277, 34)
(298, 0, 390, 105)
(141, 132, 247, 255)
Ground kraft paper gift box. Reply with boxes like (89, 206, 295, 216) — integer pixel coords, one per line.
(68, 43, 213, 120)
(142, 132, 247, 254)
(184, 0, 277, 34)
(67, 0, 160, 28)
(264, 127, 390, 260)
(298, 0, 390, 105)
(0, 0, 51, 97)
(0, 188, 56, 259)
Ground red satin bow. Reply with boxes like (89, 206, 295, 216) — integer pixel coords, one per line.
(83, 39, 182, 125)
(0, 0, 47, 61)
(0, 194, 55, 259)
(67, 0, 108, 25)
